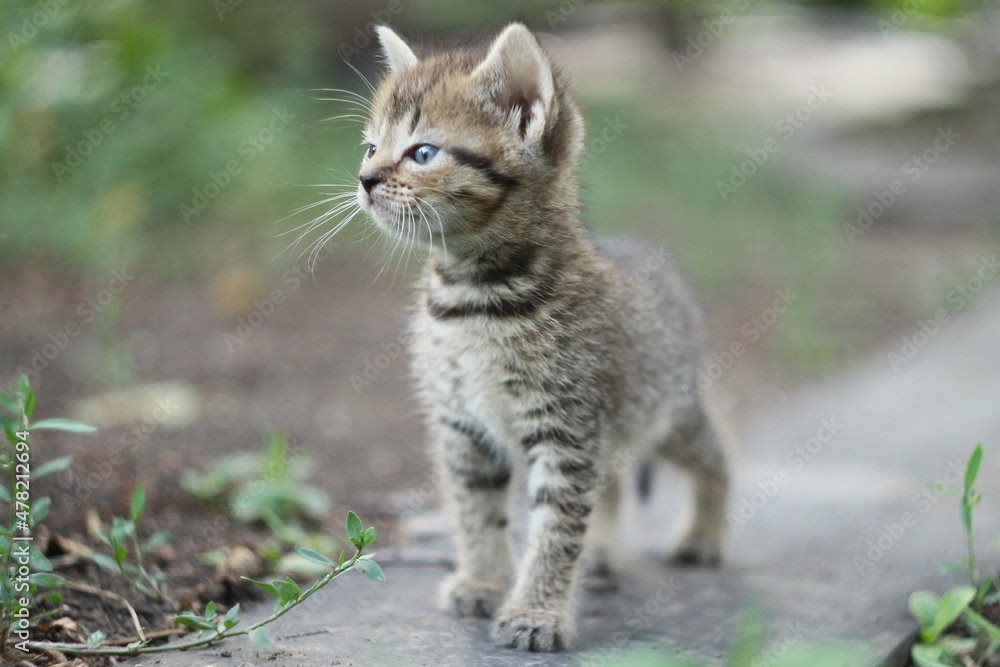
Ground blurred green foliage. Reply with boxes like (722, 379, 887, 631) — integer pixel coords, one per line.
(0, 0, 973, 275)
(0, 0, 982, 376)
(1, 0, 345, 276)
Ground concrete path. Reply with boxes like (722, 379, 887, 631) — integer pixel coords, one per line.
(125, 288, 1000, 666)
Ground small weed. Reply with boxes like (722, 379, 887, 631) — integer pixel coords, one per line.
(89, 484, 171, 603)
(24, 511, 383, 656)
(0, 375, 92, 654)
(181, 431, 331, 539)
(0, 375, 384, 659)
(909, 444, 1000, 667)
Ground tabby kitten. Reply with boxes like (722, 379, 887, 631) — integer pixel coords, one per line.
(355, 23, 729, 652)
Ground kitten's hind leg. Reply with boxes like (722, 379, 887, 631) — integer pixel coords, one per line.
(658, 403, 730, 566)
(582, 473, 620, 592)
(437, 418, 514, 618)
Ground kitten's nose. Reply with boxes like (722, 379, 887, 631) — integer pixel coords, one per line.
(360, 173, 382, 194)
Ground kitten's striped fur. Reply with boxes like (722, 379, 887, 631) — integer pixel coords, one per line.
(356, 23, 729, 652)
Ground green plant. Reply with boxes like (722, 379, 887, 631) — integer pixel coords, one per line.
(181, 431, 332, 542)
(24, 511, 382, 656)
(89, 484, 170, 603)
(0, 375, 91, 653)
(909, 444, 1000, 667)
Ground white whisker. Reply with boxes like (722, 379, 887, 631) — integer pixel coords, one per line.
(345, 62, 377, 94)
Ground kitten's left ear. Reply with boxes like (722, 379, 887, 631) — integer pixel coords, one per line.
(472, 23, 555, 140)
(375, 24, 418, 73)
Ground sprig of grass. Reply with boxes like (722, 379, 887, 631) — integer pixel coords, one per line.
(181, 431, 332, 541)
(89, 484, 170, 603)
(0, 376, 385, 659)
(24, 511, 383, 656)
(909, 443, 1000, 667)
(0, 375, 90, 653)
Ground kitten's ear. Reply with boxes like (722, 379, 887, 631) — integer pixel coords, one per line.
(375, 24, 418, 73)
(472, 23, 555, 139)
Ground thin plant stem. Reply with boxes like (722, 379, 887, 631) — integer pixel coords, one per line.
(23, 548, 366, 657)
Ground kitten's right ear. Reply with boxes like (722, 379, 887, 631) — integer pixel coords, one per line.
(472, 23, 555, 141)
(375, 25, 418, 73)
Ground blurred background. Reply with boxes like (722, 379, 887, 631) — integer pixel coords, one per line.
(1, 0, 999, 537)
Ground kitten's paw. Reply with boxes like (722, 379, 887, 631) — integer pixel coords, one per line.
(670, 534, 722, 567)
(492, 606, 574, 652)
(441, 574, 507, 618)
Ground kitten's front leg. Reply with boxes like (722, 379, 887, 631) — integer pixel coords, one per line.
(492, 431, 599, 652)
(438, 418, 514, 618)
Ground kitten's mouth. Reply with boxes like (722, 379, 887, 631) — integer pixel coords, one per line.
(359, 191, 411, 234)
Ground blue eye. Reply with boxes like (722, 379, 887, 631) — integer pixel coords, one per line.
(411, 144, 439, 165)
(364, 144, 376, 160)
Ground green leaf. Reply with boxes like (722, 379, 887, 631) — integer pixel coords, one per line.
(936, 634, 978, 654)
(294, 546, 335, 568)
(909, 590, 939, 630)
(85, 629, 107, 649)
(204, 600, 217, 620)
(28, 544, 53, 572)
(249, 626, 273, 649)
(345, 511, 363, 544)
(172, 614, 217, 631)
(924, 586, 975, 643)
(28, 572, 64, 588)
(354, 558, 385, 582)
(2, 420, 18, 446)
(31, 496, 52, 527)
(964, 606, 1000, 641)
(960, 504, 973, 536)
(0, 484, 9, 504)
(23, 391, 34, 419)
(33, 455, 72, 480)
(111, 515, 135, 541)
(93, 526, 111, 548)
(143, 529, 171, 551)
(243, 577, 278, 600)
(911, 643, 954, 667)
(338, 550, 346, 567)
(273, 577, 301, 604)
(0, 391, 16, 415)
(362, 526, 377, 547)
(964, 444, 982, 491)
(131, 484, 146, 524)
(92, 552, 119, 572)
(226, 603, 241, 622)
(111, 536, 128, 564)
(975, 576, 993, 607)
(30, 418, 97, 433)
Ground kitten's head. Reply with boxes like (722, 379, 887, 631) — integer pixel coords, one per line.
(357, 23, 583, 249)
